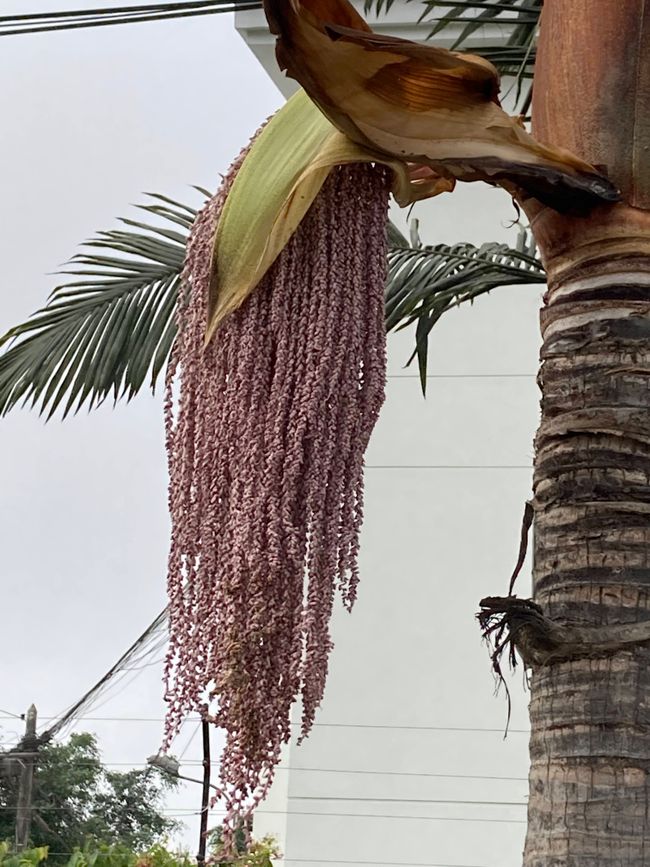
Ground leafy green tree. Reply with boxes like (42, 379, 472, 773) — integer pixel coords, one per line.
(209, 827, 279, 867)
(83, 770, 174, 852)
(0, 838, 275, 867)
(0, 735, 179, 861)
(0, 841, 49, 867)
(0, 840, 194, 867)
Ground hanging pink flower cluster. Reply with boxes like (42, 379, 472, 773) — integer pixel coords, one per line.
(163, 144, 389, 840)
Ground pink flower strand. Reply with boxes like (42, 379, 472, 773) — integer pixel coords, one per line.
(163, 153, 389, 845)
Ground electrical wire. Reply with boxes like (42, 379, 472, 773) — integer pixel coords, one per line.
(0, 797, 526, 810)
(0, 1, 262, 37)
(1, 716, 528, 734)
(0, 805, 524, 824)
(0, 807, 202, 814)
(278, 767, 527, 783)
(283, 861, 493, 867)
(39, 609, 169, 742)
(289, 723, 529, 734)
(120, 656, 166, 672)
(40, 856, 492, 867)
(0, 708, 24, 720)
(0, 759, 528, 782)
(255, 810, 525, 824)
(388, 374, 535, 379)
(177, 721, 203, 761)
(365, 465, 531, 469)
(289, 797, 526, 807)
(41, 858, 251, 865)
(34, 855, 499, 867)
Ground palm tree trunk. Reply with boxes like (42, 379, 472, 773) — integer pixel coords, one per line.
(523, 255, 650, 864)
(520, 1, 650, 863)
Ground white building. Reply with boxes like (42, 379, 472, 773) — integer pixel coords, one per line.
(235, 5, 540, 867)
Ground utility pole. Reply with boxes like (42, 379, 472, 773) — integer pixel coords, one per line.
(15, 704, 37, 852)
(147, 721, 213, 866)
(196, 720, 211, 867)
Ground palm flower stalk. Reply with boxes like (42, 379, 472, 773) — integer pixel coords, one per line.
(163, 138, 390, 844)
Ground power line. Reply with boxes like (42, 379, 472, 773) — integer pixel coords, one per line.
(21, 853, 495, 865)
(177, 720, 202, 761)
(1, 717, 528, 734)
(39, 859, 495, 867)
(290, 723, 529, 734)
(121, 656, 166, 672)
(2, 759, 527, 782)
(388, 373, 535, 379)
(256, 810, 525, 825)
(0, 798, 525, 810)
(365, 465, 532, 470)
(0, 805, 524, 824)
(0, 1, 262, 37)
(43, 862, 489, 867)
(289, 797, 526, 807)
(279, 767, 527, 783)
(283, 861, 493, 867)
(42, 858, 253, 865)
(0, 709, 24, 721)
(77, 657, 165, 717)
(0, 807, 202, 814)
(40, 609, 169, 742)
(0, 756, 531, 817)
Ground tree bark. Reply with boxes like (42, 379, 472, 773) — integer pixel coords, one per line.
(520, 1, 650, 864)
(524, 257, 650, 866)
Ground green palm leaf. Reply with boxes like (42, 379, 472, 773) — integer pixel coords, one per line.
(0, 194, 195, 419)
(364, 0, 400, 13)
(385, 220, 545, 394)
(0, 195, 545, 418)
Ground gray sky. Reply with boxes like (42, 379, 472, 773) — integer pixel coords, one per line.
(0, 3, 282, 848)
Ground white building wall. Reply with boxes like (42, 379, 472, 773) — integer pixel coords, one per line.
(237, 7, 541, 866)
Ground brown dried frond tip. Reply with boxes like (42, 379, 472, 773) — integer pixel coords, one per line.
(263, 0, 621, 213)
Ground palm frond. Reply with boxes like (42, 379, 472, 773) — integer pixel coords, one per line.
(0, 1, 261, 37)
(385, 220, 545, 394)
(0, 194, 195, 419)
(364, 0, 400, 13)
(0, 194, 545, 417)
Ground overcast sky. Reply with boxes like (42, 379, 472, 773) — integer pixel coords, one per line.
(0, 4, 283, 848)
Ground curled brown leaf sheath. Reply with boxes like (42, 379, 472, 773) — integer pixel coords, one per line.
(263, 0, 621, 213)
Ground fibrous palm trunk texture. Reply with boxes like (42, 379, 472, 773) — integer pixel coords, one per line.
(521, 2, 650, 863)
